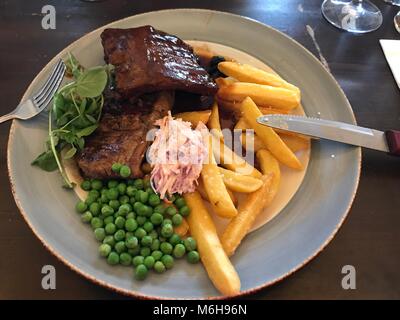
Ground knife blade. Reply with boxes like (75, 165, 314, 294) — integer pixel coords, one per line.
(257, 114, 400, 155)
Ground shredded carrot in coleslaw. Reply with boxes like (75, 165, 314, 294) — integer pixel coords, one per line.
(148, 112, 208, 199)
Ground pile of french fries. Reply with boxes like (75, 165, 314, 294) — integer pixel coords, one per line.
(176, 61, 310, 296)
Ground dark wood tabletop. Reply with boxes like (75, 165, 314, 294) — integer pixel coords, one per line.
(1, 0, 399, 300)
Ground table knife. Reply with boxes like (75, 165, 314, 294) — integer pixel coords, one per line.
(257, 114, 400, 156)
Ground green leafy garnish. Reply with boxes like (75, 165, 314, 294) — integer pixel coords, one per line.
(32, 53, 109, 188)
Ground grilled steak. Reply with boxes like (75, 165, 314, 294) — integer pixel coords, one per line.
(77, 91, 173, 179)
(101, 26, 218, 98)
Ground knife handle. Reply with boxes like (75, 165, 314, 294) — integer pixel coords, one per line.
(385, 130, 400, 156)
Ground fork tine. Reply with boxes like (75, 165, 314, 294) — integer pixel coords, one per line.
(34, 61, 66, 108)
(33, 59, 64, 102)
(35, 64, 66, 110)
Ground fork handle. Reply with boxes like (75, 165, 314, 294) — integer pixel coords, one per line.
(0, 113, 17, 124)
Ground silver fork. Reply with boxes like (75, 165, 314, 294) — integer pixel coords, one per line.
(0, 59, 66, 124)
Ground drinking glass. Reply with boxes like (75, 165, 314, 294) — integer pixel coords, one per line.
(321, 0, 383, 33)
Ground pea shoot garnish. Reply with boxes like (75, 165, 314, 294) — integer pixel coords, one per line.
(32, 53, 110, 188)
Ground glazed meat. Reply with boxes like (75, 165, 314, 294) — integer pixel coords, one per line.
(77, 91, 173, 179)
(101, 26, 217, 98)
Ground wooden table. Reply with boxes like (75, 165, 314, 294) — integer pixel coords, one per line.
(0, 0, 399, 299)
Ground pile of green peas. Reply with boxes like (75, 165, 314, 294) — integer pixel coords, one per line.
(75, 163, 200, 280)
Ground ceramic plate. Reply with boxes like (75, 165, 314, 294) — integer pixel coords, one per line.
(7, 9, 360, 299)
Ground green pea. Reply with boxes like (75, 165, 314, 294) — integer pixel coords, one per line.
(114, 229, 125, 242)
(183, 237, 197, 251)
(187, 250, 200, 264)
(136, 203, 148, 217)
(120, 165, 131, 178)
(132, 256, 144, 267)
(144, 256, 155, 269)
(88, 189, 100, 199)
(169, 234, 181, 247)
(105, 223, 116, 235)
(148, 194, 161, 207)
(145, 187, 154, 195)
(115, 241, 126, 254)
(107, 251, 119, 265)
(173, 244, 186, 258)
(134, 227, 147, 239)
(108, 180, 118, 188)
(151, 250, 163, 261)
(161, 254, 174, 269)
(141, 235, 153, 247)
(166, 206, 177, 217)
(107, 188, 119, 200)
(172, 214, 183, 226)
(179, 205, 190, 217)
(143, 221, 154, 233)
(162, 219, 172, 227)
(119, 195, 130, 205)
(101, 205, 114, 217)
(91, 179, 103, 190)
(94, 228, 106, 241)
(100, 194, 109, 204)
(150, 239, 160, 251)
(154, 261, 166, 273)
(118, 204, 132, 216)
(103, 216, 114, 225)
(81, 180, 92, 191)
(133, 179, 144, 190)
(136, 216, 147, 226)
(174, 197, 186, 209)
(115, 216, 126, 229)
(103, 235, 115, 247)
(127, 179, 135, 186)
(85, 196, 97, 206)
(134, 264, 148, 280)
(143, 177, 151, 189)
(81, 211, 92, 223)
(111, 163, 122, 173)
(140, 247, 151, 257)
(125, 236, 139, 249)
(148, 230, 158, 240)
(126, 186, 137, 197)
(161, 224, 174, 238)
(154, 204, 166, 215)
(125, 218, 138, 232)
(126, 212, 136, 220)
(99, 243, 111, 257)
(109, 199, 120, 210)
(117, 183, 127, 195)
(136, 190, 149, 204)
(144, 206, 153, 217)
(149, 213, 163, 226)
(91, 217, 103, 229)
(89, 202, 101, 216)
(160, 242, 173, 255)
(76, 201, 87, 213)
(119, 252, 132, 266)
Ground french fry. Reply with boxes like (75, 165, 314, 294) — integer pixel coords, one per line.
(208, 101, 223, 140)
(256, 149, 281, 204)
(211, 135, 262, 178)
(280, 134, 310, 153)
(240, 97, 302, 169)
(218, 61, 300, 95)
(197, 178, 237, 206)
(241, 132, 309, 153)
(218, 82, 300, 111)
(174, 110, 212, 127)
(201, 136, 238, 219)
(215, 77, 237, 88)
(221, 175, 273, 257)
(174, 217, 189, 237)
(184, 191, 241, 296)
(218, 167, 263, 193)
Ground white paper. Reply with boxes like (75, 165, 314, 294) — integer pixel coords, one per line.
(380, 39, 400, 89)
